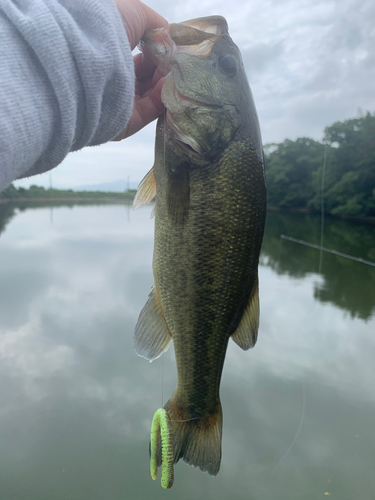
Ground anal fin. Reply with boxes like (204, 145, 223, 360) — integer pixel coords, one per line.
(231, 274, 260, 350)
(134, 287, 172, 361)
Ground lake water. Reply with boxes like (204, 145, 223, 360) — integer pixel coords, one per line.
(1, 202, 374, 500)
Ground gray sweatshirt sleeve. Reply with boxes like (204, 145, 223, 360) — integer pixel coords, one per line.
(0, 0, 135, 191)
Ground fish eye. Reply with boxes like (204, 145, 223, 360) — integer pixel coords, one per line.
(218, 55, 238, 77)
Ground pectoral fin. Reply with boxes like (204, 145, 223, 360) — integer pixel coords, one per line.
(231, 275, 259, 350)
(134, 287, 172, 361)
(133, 167, 156, 210)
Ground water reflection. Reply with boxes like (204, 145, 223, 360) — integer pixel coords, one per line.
(261, 211, 375, 320)
(0, 204, 374, 500)
(0, 203, 17, 234)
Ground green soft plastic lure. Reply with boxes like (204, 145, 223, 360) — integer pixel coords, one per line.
(150, 408, 174, 489)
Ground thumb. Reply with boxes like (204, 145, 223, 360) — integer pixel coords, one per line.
(114, 0, 168, 50)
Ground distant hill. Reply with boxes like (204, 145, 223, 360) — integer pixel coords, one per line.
(72, 179, 139, 192)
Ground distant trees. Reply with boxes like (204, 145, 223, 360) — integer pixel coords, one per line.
(2, 112, 374, 217)
(0, 183, 20, 199)
(264, 138, 325, 209)
(0, 184, 134, 200)
(0, 184, 55, 198)
(265, 111, 375, 217)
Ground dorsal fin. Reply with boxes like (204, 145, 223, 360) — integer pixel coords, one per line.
(231, 274, 259, 350)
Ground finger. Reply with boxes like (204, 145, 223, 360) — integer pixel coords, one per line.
(135, 76, 153, 98)
(118, 0, 168, 50)
(134, 66, 165, 100)
(152, 67, 164, 87)
(139, 1, 168, 32)
(125, 77, 165, 137)
(114, 77, 165, 140)
(134, 54, 165, 85)
(133, 52, 157, 81)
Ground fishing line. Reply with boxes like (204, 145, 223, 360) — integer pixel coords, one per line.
(160, 107, 167, 410)
(270, 382, 306, 477)
(163, 107, 166, 173)
(160, 24, 167, 172)
(161, 351, 164, 407)
(171, 417, 209, 425)
(319, 143, 328, 274)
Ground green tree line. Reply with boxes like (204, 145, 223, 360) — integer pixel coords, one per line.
(264, 111, 375, 217)
(0, 184, 135, 200)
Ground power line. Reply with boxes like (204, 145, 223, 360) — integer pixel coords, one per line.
(280, 235, 375, 267)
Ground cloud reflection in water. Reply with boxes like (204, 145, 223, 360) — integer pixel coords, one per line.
(0, 204, 374, 500)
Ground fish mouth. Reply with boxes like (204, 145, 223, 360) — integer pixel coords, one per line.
(139, 16, 228, 72)
(138, 27, 175, 76)
(140, 17, 227, 155)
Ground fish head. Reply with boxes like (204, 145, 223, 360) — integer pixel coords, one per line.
(140, 16, 262, 161)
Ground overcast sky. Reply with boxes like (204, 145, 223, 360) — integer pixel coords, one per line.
(15, 0, 375, 189)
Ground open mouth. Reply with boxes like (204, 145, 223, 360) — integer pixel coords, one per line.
(140, 17, 228, 157)
(140, 16, 227, 74)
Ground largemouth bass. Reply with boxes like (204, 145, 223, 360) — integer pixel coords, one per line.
(134, 15, 267, 476)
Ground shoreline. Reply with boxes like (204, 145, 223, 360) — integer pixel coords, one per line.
(267, 206, 375, 225)
(0, 196, 134, 204)
(1, 198, 374, 224)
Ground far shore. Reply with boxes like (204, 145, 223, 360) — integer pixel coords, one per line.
(0, 196, 134, 203)
(267, 206, 375, 224)
(1, 197, 374, 224)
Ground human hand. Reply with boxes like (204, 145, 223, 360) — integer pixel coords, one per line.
(113, 0, 167, 139)
(114, 52, 165, 140)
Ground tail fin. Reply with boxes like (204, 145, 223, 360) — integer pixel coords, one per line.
(161, 394, 223, 476)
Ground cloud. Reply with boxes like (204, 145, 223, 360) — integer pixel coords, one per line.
(13, 0, 375, 189)
(242, 42, 284, 75)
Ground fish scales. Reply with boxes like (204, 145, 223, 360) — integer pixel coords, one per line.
(155, 125, 264, 415)
(133, 15, 267, 478)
